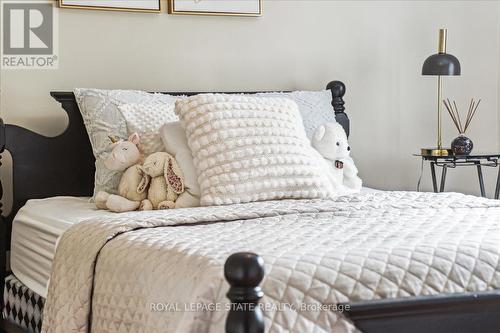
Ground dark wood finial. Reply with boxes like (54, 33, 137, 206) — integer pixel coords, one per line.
(326, 81, 350, 137)
(327, 80, 346, 114)
(225, 252, 265, 333)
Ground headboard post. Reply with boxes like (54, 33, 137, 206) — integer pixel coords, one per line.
(327, 81, 350, 137)
(0, 118, 6, 310)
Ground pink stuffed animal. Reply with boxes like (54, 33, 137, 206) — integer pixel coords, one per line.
(95, 133, 150, 212)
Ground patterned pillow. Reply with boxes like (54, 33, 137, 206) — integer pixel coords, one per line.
(118, 103, 178, 155)
(74, 89, 178, 198)
(175, 94, 335, 206)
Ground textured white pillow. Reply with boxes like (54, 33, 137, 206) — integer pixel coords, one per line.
(175, 94, 335, 206)
(74, 88, 178, 198)
(118, 103, 178, 155)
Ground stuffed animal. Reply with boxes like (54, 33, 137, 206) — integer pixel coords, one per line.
(95, 133, 150, 212)
(139, 152, 185, 210)
(311, 122, 362, 192)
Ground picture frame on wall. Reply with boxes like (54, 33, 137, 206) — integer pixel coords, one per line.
(59, 0, 161, 13)
(168, 0, 262, 16)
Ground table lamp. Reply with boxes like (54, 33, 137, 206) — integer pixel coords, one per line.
(421, 28, 461, 156)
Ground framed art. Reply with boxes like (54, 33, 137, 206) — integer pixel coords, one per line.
(168, 0, 262, 16)
(59, 0, 161, 13)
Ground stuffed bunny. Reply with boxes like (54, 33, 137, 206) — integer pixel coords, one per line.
(139, 152, 185, 210)
(95, 133, 150, 212)
(311, 122, 362, 192)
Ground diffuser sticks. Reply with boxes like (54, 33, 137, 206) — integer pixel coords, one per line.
(443, 98, 481, 134)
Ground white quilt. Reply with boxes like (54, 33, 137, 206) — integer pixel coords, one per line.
(42, 191, 500, 333)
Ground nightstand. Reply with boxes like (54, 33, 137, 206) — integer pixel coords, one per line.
(414, 153, 500, 198)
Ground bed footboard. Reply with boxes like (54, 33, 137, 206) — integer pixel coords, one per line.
(223, 252, 500, 333)
(224, 252, 265, 333)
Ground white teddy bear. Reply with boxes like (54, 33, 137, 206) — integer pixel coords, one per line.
(312, 122, 362, 193)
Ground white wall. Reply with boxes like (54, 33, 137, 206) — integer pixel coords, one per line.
(1, 0, 500, 199)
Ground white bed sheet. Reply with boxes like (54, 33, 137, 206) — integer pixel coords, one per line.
(10, 187, 381, 298)
(10, 196, 116, 297)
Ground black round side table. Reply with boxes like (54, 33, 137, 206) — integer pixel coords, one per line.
(414, 153, 500, 198)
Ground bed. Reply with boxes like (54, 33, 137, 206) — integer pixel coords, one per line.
(1, 81, 500, 333)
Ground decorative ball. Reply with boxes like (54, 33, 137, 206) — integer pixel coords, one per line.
(451, 135, 473, 155)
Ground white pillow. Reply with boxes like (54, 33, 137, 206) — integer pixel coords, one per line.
(160, 121, 190, 156)
(74, 88, 178, 198)
(254, 90, 336, 139)
(175, 94, 336, 206)
(159, 121, 201, 207)
(118, 103, 178, 155)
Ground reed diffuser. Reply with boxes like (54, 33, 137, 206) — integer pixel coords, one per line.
(443, 98, 481, 155)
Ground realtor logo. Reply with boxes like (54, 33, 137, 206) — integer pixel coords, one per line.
(1, 1, 58, 69)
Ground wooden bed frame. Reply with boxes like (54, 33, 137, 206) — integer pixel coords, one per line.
(1, 81, 500, 333)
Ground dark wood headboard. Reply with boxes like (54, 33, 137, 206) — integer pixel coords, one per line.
(0, 80, 348, 251)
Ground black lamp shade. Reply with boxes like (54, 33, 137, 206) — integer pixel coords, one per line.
(422, 53, 461, 76)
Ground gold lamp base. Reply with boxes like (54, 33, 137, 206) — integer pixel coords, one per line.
(421, 148, 453, 157)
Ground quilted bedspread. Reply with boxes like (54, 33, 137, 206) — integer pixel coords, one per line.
(42, 191, 500, 333)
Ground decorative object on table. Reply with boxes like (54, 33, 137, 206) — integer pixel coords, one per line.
(311, 122, 362, 193)
(450, 135, 473, 155)
(443, 98, 481, 155)
(421, 28, 461, 157)
(59, 0, 161, 12)
(168, 0, 262, 16)
(414, 153, 500, 199)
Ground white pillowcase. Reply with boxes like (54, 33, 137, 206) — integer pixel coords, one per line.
(119, 103, 178, 155)
(159, 121, 201, 207)
(254, 90, 336, 139)
(175, 94, 335, 206)
(74, 88, 178, 198)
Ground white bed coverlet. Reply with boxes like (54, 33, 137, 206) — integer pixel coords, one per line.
(42, 191, 500, 333)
